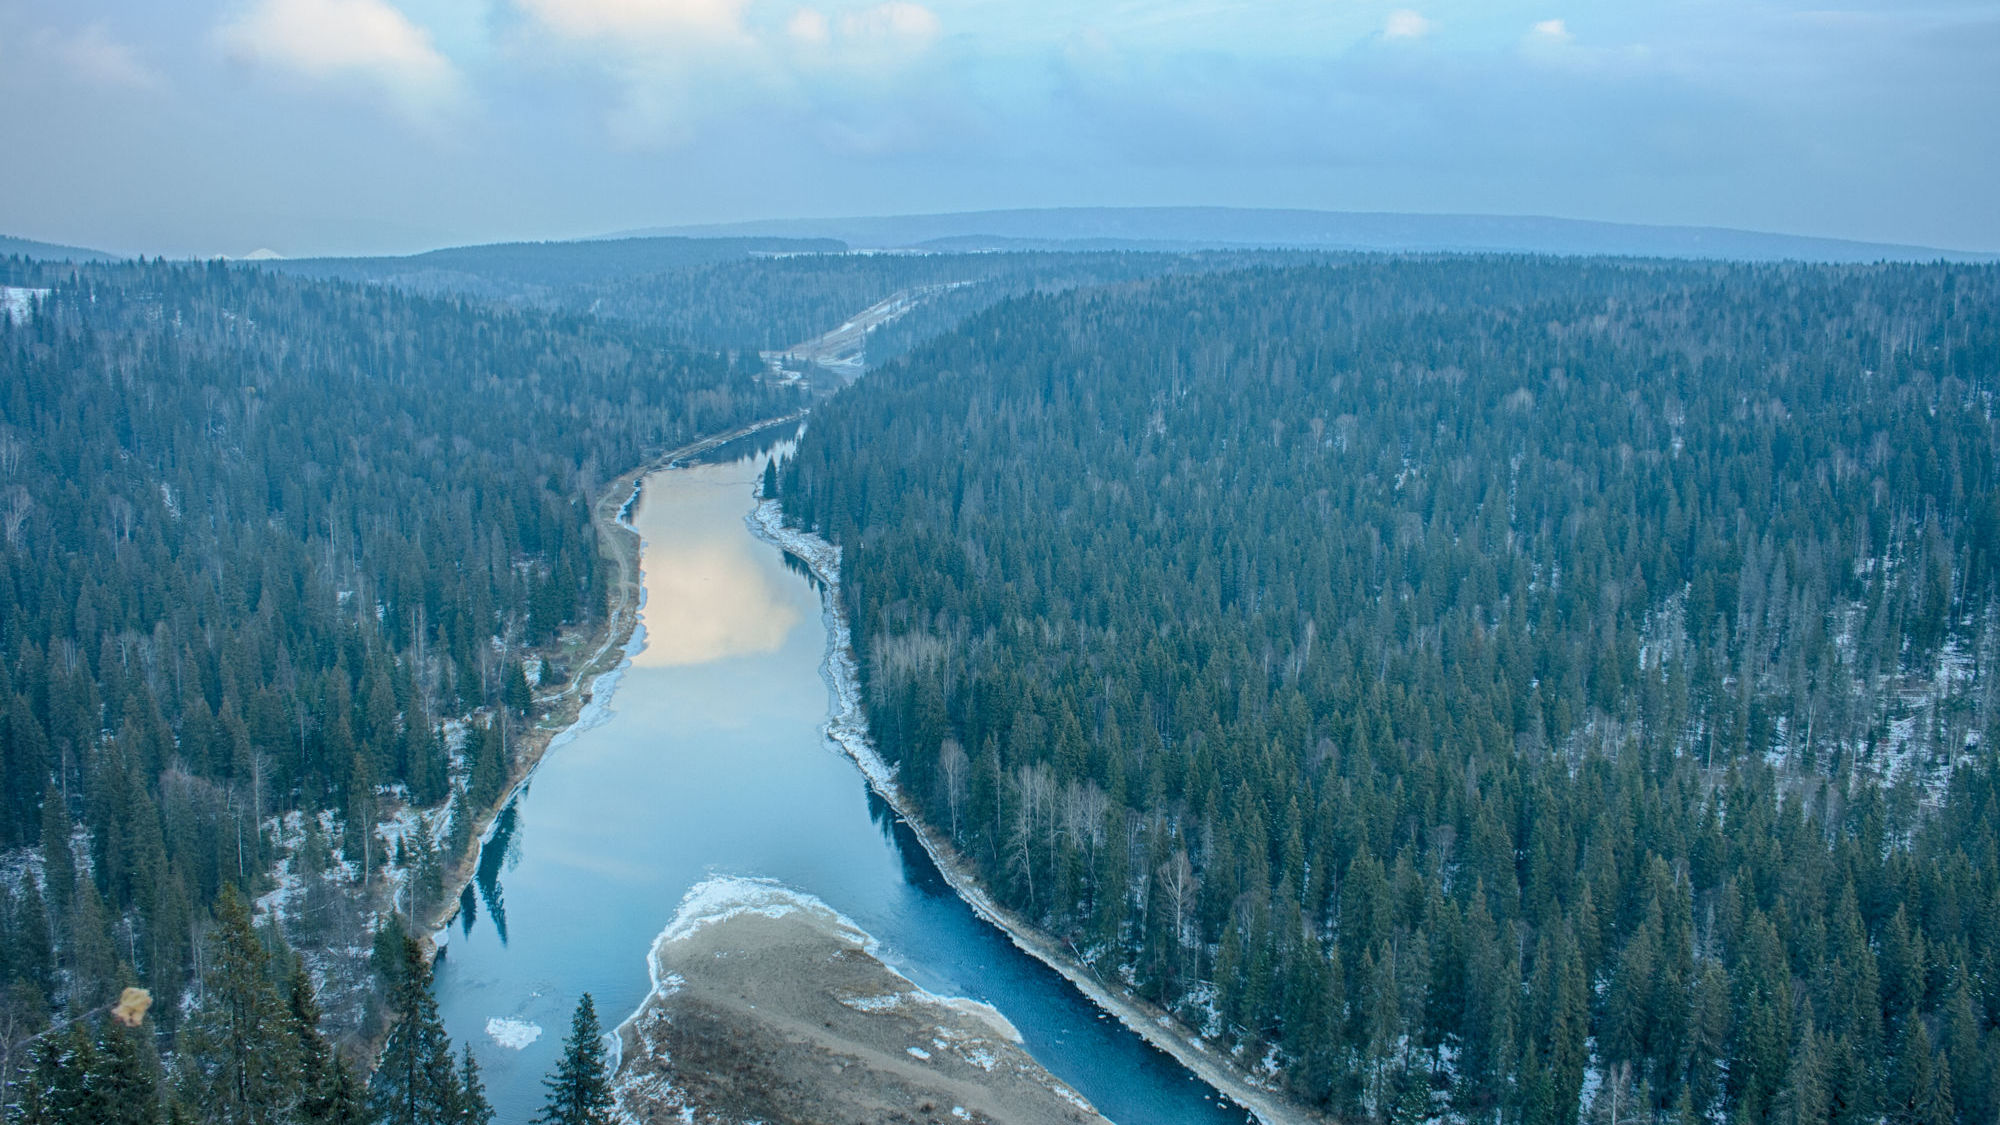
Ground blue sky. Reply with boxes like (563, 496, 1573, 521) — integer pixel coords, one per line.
(2, 0, 1996, 256)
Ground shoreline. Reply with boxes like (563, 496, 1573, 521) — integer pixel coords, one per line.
(610, 877, 1113, 1125)
(745, 498, 1323, 1125)
(424, 410, 809, 940)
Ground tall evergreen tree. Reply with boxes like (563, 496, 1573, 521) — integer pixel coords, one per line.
(175, 887, 300, 1125)
(456, 1044, 494, 1125)
(537, 993, 614, 1125)
(369, 937, 462, 1125)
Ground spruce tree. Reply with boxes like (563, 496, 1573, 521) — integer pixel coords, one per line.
(457, 1044, 495, 1125)
(93, 1020, 162, 1125)
(175, 886, 301, 1125)
(537, 993, 614, 1125)
(370, 937, 461, 1125)
(502, 662, 534, 717)
(287, 957, 369, 1124)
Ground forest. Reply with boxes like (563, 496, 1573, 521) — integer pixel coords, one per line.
(778, 258, 2000, 1125)
(0, 257, 792, 1120)
(264, 240, 1323, 364)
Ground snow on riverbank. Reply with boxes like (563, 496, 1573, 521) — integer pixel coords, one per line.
(746, 497, 1307, 1125)
(612, 875, 1088, 1124)
(746, 500, 896, 794)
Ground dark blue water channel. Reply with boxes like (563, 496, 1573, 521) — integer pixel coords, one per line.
(431, 434, 1252, 1125)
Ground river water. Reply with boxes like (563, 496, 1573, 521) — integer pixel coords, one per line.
(431, 431, 1251, 1125)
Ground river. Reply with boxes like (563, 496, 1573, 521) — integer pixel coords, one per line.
(431, 428, 1253, 1125)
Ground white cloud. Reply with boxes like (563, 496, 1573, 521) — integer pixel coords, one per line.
(512, 0, 754, 44)
(1382, 10, 1433, 41)
(510, 0, 944, 144)
(1530, 18, 1573, 44)
(837, 1, 940, 45)
(787, 8, 831, 46)
(217, 0, 465, 120)
(35, 24, 161, 90)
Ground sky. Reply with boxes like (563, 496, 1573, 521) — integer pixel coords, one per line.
(1, 0, 1997, 257)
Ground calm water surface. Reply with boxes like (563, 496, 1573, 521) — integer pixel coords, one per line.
(432, 434, 1251, 1125)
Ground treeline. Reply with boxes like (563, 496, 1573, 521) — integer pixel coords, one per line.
(0, 258, 790, 1074)
(569, 250, 1294, 357)
(11, 884, 504, 1125)
(260, 244, 1330, 361)
(778, 259, 2000, 1125)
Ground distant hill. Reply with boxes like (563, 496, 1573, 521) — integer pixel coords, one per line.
(623, 207, 1992, 263)
(264, 235, 848, 293)
(0, 234, 121, 262)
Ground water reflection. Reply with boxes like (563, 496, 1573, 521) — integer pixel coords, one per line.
(630, 537, 801, 667)
(431, 442, 1253, 1125)
(469, 803, 519, 944)
(632, 437, 803, 668)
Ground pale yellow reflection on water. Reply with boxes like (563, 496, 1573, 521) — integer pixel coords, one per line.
(629, 443, 802, 668)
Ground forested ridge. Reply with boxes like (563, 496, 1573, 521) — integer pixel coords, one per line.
(779, 259, 2000, 1125)
(0, 258, 789, 1119)
(262, 244, 1325, 363)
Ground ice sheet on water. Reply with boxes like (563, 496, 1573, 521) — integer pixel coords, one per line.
(485, 1017, 543, 1050)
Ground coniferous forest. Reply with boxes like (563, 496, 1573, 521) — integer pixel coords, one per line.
(779, 259, 2000, 1125)
(0, 258, 789, 1120)
(7, 245, 2000, 1125)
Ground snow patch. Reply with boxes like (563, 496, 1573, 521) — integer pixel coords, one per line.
(937, 995, 1022, 1044)
(486, 1017, 543, 1050)
(1, 287, 49, 324)
(840, 993, 906, 1012)
(653, 875, 872, 950)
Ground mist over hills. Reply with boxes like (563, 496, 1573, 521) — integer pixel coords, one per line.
(625, 206, 1990, 262)
(263, 235, 845, 290)
(0, 234, 121, 262)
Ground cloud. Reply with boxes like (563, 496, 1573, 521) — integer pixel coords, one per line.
(1529, 18, 1573, 44)
(35, 24, 161, 90)
(512, 0, 754, 44)
(787, 8, 831, 46)
(511, 0, 944, 144)
(217, 0, 465, 121)
(837, 1, 939, 45)
(1382, 10, 1434, 41)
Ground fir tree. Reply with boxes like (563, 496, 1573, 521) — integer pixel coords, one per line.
(503, 662, 534, 717)
(287, 957, 371, 1124)
(175, 887, 301, 1125)
(1777, 1013, 1829, 1125)
(93, 1020, 163, 1125)
(370, 937, 461, 1125)
(456, 1044, 494, 1125)
(537, 993, 614, 1125)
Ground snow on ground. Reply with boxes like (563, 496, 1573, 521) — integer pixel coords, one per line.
(653, 875, 876, 950)
(937, 995, 1022, 1044)
(746, 501, 898, 794)
(747, 499, 1308, 1125)
(1, 287, 49, 324)
(841, 993, 906, 1012)
(486, 1017, 544, 1049)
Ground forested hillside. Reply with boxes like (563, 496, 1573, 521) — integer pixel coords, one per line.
(0, 258, 788, 1110)
(779, 259, 2000, 1125)
(262, 243, 1321, 363)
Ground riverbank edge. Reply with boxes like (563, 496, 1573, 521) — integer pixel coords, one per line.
(423, 410, 809, 942)
(745, 497, 1324, 1125)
